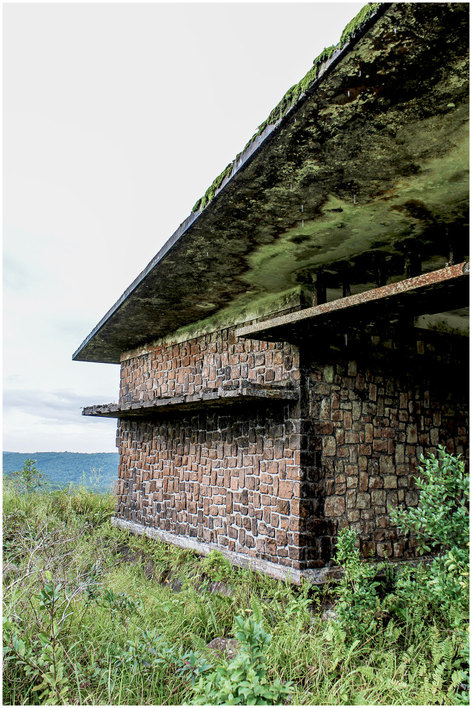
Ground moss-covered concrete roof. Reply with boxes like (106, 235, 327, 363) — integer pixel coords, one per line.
(74, 2, 469, 364)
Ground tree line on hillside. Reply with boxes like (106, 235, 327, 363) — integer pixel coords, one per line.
(3, 452, 118, 492)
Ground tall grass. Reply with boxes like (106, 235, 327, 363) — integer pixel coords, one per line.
(3, 469, 468, 705)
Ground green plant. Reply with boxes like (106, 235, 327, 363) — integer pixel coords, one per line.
(388, 447, 469, 702)
(199, 549, 233, 581)
(100, 588, 141, 622)
(193, 615, 292, 704)
(4, 576, 70, 704)
(7, 458, 46, 494)
(334, 528, 381, 637)
(390, 446, 468, 554)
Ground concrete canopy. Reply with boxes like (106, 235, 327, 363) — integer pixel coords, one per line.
(73, 2, 469, 364)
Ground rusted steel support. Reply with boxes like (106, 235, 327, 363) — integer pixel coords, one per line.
(342, 272, 351, 298)
(236, 262, 469, 341)
(404, 252, 422, 279)
(375, 257, 387, 287)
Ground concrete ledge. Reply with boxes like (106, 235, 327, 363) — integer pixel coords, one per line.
(111, 517, 302, 584)
(83, 381, 299, 418)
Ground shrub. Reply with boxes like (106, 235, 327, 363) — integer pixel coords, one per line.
(193, 615, 292, 705)
(199, 549, 233, 581)
(388, 447, 469, 619)
(388, 447, 469, 702)
(4, 576, 70, 704)
(390, 446, 468, 554)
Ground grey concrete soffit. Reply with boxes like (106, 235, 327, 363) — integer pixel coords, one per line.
(72, 3, 389, 364)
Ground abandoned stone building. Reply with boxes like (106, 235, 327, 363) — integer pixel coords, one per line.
(74, 3, 469, 583)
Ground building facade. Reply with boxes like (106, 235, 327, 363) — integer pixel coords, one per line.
(75, 3, 469, 583)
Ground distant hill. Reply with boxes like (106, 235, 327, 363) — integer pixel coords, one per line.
(3, 452, 119, 492)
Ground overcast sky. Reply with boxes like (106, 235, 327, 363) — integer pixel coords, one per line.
(4, 1, 366, 453)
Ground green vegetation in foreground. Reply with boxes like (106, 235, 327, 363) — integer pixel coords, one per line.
(3, 447, 469, 705)
(191, 3, 381, 213)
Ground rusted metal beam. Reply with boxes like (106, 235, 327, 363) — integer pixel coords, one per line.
(236, 262, 469, 341)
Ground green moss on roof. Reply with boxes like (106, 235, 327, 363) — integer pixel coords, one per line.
(339, 2, 381, 45)
(192, 2, 381, 213)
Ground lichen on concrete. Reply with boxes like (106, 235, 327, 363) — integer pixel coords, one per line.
(192, 2, 382, 213)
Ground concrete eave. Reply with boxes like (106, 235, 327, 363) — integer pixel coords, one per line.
(73, 2, 469, 364)
(72, 3, 389, 364)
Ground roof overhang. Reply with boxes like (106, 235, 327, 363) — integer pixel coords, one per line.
(73, 2, 469, 364)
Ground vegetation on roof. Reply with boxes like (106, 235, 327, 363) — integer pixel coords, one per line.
(192, 2, 382, 213)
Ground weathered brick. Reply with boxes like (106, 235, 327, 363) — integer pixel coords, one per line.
(323, 436, 336, 456)
(359, 472, 369, 492)
(277, 499, 290, 515)
(356, 493, 371, 509)
(384, 475, 397, 489)
(371, 489, 386, 505)
(379, 456, 394, 474)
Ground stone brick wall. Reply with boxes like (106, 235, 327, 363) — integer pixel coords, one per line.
(116, 405, 306, 568)
(116, 328, 305, 569)
(114, 324, 468, 573)
(301, 329, 468, 567)
(119, 328, 299, 404)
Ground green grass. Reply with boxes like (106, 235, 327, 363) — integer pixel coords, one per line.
(3, 480, 468, 705)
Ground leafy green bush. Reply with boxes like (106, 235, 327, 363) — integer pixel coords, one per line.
(4, 575, 70, 704)
(388, 447, 468, 621)
(193, 615, 292, 705)
(391, 446, 468, 554)
(199, 549, 234, 581)
(388, 446, 469, 702)
(331, 448, 469, 703)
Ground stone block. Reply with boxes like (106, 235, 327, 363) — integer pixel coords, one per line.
(376, 541, 392, 558)
(279, 481, 293, 499)
(379, 456, 394, 474)
(371, 489, 386, 505)
(323, 436, 336, 456)
(277, 499, 290, 515)
(347, 509, 360, 522)
(356, 493, 370, 509)
(324, 496, 345, 517)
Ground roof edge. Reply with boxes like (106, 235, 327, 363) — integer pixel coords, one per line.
(72, 2, 391, 363)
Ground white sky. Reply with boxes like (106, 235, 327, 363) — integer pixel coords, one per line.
(4, 1, 367, 453)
